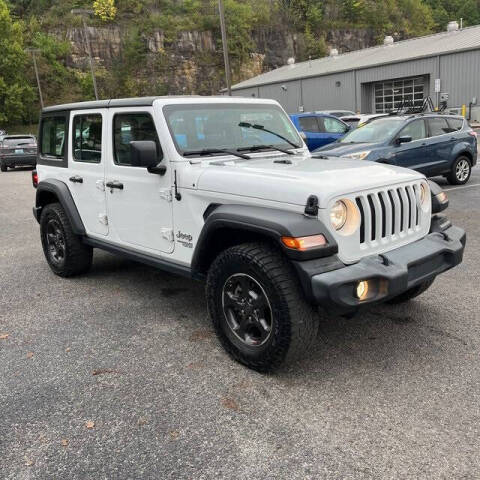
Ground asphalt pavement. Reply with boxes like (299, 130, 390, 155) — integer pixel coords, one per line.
(1, 167, 479, 479)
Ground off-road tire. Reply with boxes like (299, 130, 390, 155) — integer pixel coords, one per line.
(447, 156, 471, 185)
(40, 202, 92, 277)
(0, 162, 7, 172)
(206, 242, 318, 372)
(386, 279, 434, 304)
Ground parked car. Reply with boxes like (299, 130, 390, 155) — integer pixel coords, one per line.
(32, 96, 465, 372)
(290, 113, 350, 151)
(315, 110, 356, 118)
(0, 135, 38, 171)
(313, 114, 477, 185)
(338, 113, 389, 129)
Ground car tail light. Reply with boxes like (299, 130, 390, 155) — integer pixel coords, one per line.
(468, 130, 478, 139)
(32, 170, 38, 188)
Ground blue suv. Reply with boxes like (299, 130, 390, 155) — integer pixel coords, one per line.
(289, 113, 350, 151)
(314, 114, 477, 184)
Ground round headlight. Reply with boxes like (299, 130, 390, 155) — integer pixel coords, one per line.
(330, 200, 347, 231)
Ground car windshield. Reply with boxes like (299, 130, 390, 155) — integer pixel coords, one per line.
(339, 117, 405, 144)
(3, 136, 36, 146)
(163, 103, 302, 157)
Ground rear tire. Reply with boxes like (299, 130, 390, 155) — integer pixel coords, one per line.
(206, 242, 318, 372)
(0, 162, 6, 172)
(447, 156, 471, 185)
(386, 279, 434, 304)
(40, 202, 92, 277)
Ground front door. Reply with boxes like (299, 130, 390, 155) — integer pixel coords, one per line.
(67, 109, 108, 236)
(391, 119, 428, 171)
(297, 116, 324, 150)
(105, 108, 174, 254)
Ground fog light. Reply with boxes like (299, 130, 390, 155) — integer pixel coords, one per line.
(356, 281, 369, 301)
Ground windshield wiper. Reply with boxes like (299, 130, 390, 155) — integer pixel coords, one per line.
(238, 122, 301, 149)
(182, 148, 251, 160)
(237, 144, 294, 155)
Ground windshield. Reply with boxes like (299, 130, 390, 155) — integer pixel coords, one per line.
(340, 118, 405, 144)
(163, 103, 302, 157)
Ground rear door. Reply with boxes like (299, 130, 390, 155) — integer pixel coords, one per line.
(67, 110, 108, 236)
(105, 108, 174, 254)
(391, 119, 428, 171)
(425, 117, 455, 174)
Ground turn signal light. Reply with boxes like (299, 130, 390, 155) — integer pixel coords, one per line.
(281, 234, 327, 251)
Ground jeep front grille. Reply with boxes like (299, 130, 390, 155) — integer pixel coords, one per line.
(355, 184, 422, 245)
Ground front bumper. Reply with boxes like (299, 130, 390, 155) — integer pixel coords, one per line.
(1, 154, 37, 167)
(299, 221, 465, 312)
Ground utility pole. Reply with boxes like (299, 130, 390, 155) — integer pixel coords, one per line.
(71, 9, 99, 100)
(218, 0, 232, 96)
(26, 48, 44, 109)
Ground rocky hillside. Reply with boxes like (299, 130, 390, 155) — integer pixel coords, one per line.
(2, 0, 480, 124)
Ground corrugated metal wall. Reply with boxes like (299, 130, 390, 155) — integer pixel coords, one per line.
(301, 71, 356, 112)
(231, 50, 479, 113)
(440, 50, 480, 106)
(258, 80, 302, 113)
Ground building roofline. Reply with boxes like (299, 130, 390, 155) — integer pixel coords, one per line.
(231, 25, 480, 91)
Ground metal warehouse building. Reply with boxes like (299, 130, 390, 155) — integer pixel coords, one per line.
(230, 23, 480, 120)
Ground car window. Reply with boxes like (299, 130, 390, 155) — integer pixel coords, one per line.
(298, 116, 320, 133)
(323, 117, 348, 134)
(113, 113, 161, 166)
(447, 118, 464, 131)
(3, 136, 36, 146)
(428, 118, 451, 137)
(398, 119, 427, 141)
(73, 114, 102, 163)
(41, 116, 66, 158)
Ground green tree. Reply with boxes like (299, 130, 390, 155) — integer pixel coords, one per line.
(0, 0, 35, 125)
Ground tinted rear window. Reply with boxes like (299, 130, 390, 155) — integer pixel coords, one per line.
(447, 118, 464, 131)
(3, 137, 35, 146)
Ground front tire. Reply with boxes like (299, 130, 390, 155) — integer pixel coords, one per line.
(0, 162, 7, 172)
(386, 279, 434, 304)
(206, 243, 318, 372)
(447, 156, 471, 185)
(40, 203, 93, 277)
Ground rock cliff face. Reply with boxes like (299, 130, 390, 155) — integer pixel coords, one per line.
(59, 25, 375, 94)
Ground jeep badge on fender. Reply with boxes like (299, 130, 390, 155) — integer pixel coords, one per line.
(32, 96, 466, 372)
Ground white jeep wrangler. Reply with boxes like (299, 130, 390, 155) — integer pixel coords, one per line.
(32, 96, 465, 371)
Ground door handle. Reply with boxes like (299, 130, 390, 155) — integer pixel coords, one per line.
(105, 180, 124, 190)
(69, 175, 83, 184)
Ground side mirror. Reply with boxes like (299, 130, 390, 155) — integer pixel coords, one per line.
(130, 140, 166, 175)
(396, 135, 412, 145)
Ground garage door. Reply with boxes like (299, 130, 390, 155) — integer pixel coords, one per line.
(374, 77, 425, 113)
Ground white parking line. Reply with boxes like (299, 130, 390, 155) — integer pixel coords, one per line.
(443, 183, 480, 192)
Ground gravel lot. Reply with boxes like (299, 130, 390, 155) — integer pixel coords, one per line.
(1, 167, 479, 479)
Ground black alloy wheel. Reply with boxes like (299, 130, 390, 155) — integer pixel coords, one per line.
(45, 218, 66, 266)
(222, 273, 273, 347)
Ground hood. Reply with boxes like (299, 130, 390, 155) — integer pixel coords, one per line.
(193, 153, 423, 208)
(314, 142, 377, 156)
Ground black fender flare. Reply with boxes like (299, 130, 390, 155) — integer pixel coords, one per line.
(191, 204, 338, 276)
(34, 179, 86, 235)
